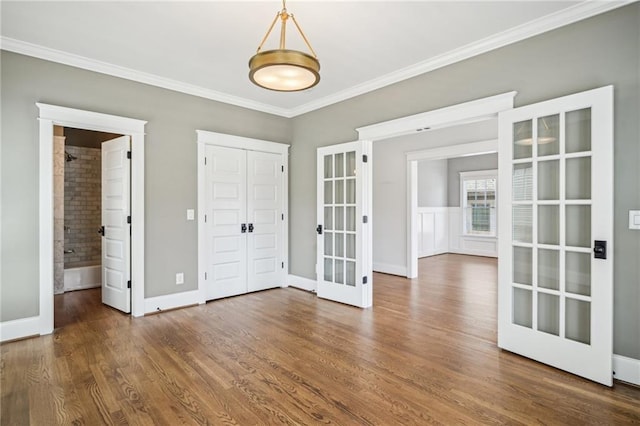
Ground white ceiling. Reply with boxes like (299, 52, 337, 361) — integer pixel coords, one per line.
(0, 1, 630, 117)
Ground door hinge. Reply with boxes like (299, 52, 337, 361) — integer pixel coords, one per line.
(127, 215, 131, 224)
(204, 214, 207, 223)
(282, 213, 284, 220)
(363, 215, 368, 223)
(282, 262, 284, 269)
(204, 157, 207, 165)
(127, 280, 131, 289)
(362, 154, 368, 163)
(281, 165, 284, 172)
(204, 272, 207, 280)
(127, 151, 131, 160)
(362, 276, 368, 284)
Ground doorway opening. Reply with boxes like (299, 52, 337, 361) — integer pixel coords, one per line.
(53, 127, 126, 328)
(38, 103, 147, 336)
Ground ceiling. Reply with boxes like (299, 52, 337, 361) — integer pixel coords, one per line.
(0, 1, 630, 117)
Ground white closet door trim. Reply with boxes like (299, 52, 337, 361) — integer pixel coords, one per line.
(196, 130, 290, 304)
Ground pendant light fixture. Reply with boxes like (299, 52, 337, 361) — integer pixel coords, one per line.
(249, 0, 320, 92)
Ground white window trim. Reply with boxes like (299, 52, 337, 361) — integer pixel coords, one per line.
(460, 169, 498, 238)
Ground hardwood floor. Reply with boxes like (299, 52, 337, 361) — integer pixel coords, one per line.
(2, 254, 639, 424)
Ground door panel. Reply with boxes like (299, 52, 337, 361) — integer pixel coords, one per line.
(247, 151, 283, 292)
(205, 145, 247, 300)
(101, 135, 131, 313)
(498, 86, 613, 385)
(317, 141, 372, 308)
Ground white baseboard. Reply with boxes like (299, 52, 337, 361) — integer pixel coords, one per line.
(64, 283, 101, 292)
(288, 274, 316, 292)
(613, 354, 640, 386)
(373, 262, 407, 277)
(0, 316, 41, 342)
(144, 290, 203, 315)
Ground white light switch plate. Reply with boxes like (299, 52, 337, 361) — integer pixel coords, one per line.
(176, 272, 184, 285)
(187, 209, 195, 221)
(630, 210, 640, 230)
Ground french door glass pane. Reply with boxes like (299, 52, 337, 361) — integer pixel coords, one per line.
(324, 155, 333, 178)
(324, 181, 333, 204)
(335, 259, 344, 284)
(538, 293, 560, 336)
(538, 249, 559, 290)
(324, 258, 333, 282)
(566, 206, 591, 247)
(513, 120, 533, 159)
(513, 247, 532, 285)
(566, 157, 591, 200)
(335, 233, 344, 257)
(335, 180, 344, 204)
(346, 179, 356, 204)
(538, 205, 560, 245)
(537, 114, 560, 156)
(566, 298, 591, 345)
(513, 288, 533, 328)
(513, 163, 533, 200)
(335, 206, 344, 230)
(346, 152, 356, 177)
(346, 207, 356, 232)
(324, 207, 333, 230)
(538, 160, 560, 200)
(346, 261, 356, 286)
(566, 251, 591, 296)
(566, 108, 591, 153)
(324, 232, 333, 256)
(513, 206, 532, 243)
(346, 234, 355, 259)
(335, 153, 344, 178)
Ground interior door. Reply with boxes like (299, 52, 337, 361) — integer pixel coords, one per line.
(101, 135, 131, 313)
(498, 86, 614, 385)
(246, 151, 284, 292)
(317, 141, 372, 308)
(205, 145, 248, 300)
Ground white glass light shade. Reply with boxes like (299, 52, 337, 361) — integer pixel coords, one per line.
(249, 50, 320, 92)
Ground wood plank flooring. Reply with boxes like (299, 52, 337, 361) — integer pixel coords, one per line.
(2, 254, 639, 424)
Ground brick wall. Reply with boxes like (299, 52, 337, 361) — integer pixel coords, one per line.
(64, 146, 101, 267)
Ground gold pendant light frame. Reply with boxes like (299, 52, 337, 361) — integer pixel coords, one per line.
(249, 0, 320, 92)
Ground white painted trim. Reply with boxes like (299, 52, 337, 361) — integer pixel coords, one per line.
(448, 248, 498, 258)
(196, 130, 290, 304)
(0, 316, 40, 342)
(612, 355, 640, 386)
(2, 38, 290, 118)
(144, 290, 203, 315)
(37, 104, 147, 339)
(407, 140, 499, 162)
(373, 262, 408, 277)
(358, 93, 515, 141)
(288, 274, 316, 292)
(3, 1, 631, 118)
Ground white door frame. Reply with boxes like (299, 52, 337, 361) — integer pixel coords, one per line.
(196, 130, 290, 304)
(406, 140, 498, 277)
(355, 91, 516, 278)
(38, 103, 147, 335)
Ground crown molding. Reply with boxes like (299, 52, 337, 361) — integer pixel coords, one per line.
(287, 0, 635, 117)
(0, 37, 291, 117)
(1, 0, 634, 119)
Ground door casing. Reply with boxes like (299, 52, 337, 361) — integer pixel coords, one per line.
(37, 103, 147, 335)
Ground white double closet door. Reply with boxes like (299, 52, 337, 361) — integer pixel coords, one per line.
(204, 145, 285, 300)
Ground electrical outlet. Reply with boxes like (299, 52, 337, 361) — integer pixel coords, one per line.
(176, 272, 184, 285)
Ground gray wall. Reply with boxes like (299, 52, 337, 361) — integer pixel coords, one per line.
(418, 159, 448, 207)
(1, 4, 638, 360)
(290, 4, 639, 359)
(447, 153, 498, 207)
(1, 51, 291, 320)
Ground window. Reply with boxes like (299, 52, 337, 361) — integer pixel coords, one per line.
(460, 170, 497, 237)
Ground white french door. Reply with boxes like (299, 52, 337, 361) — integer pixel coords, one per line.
(316, 141, 372, 308)
(204, 145, 285, 300)
(101, 135, 131, 313)
(498, 86, 614, 385)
